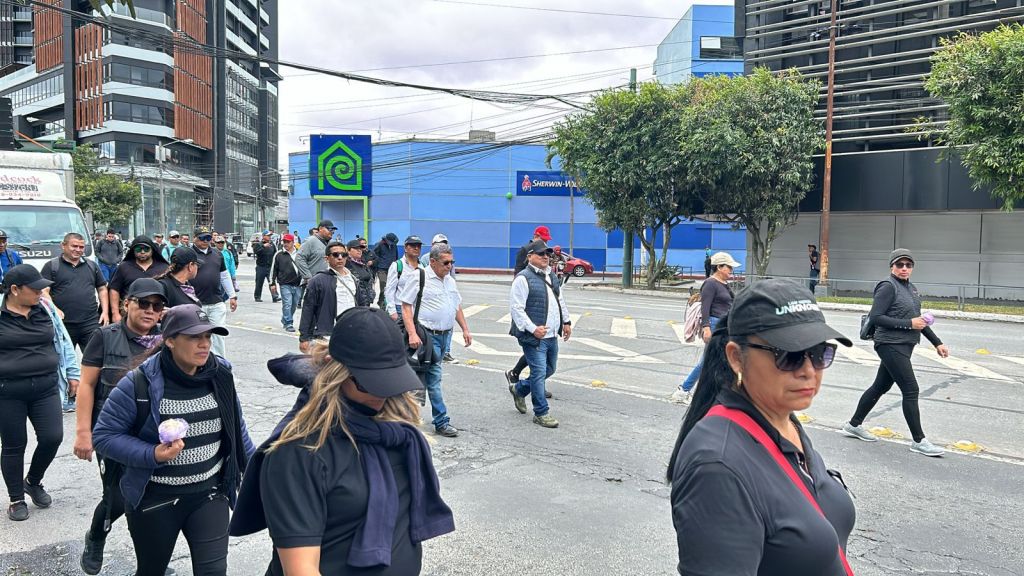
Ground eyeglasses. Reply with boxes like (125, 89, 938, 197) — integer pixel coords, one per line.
(328, 252, 348, 258)
(893, 261, 914, 269)
(743, 342, 838, 371)
(133, 299, 166, 312)
(133, 245, 152, 253)
(197, 234, 213, 242)
(441, 260, 455, 266)
(170, 235, 180, 239)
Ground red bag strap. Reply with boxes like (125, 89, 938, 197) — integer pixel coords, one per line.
(706, 405, 854, 576)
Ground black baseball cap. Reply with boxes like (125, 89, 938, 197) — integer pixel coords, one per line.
(527, 240, 554, 255)
(889, 248, 914, 266)
(194, 225, 212, 238)
(404, 235, 423, 246)
(329, 307, 423, 398)
(318, 219, 337, 230)
(1, 264, 52, 291)
(729, 279, 852, 351)
(170, 247, 198, 266)
(126, 278, 167, 301)
(161, 304, 229, 338)
(346, 239, 364, 250)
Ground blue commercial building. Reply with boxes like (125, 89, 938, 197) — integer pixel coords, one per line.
(288, 139, 745, 274)
(653, 4, 743, 84)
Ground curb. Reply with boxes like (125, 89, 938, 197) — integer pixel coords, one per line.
(575, 283, 1024, 324)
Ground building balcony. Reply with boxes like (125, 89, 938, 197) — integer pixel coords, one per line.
(13, 35, 33, 46)
(13, 10, 32, 21)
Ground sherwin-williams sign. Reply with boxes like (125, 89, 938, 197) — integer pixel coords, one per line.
(309, 135, 372, 197)
(516, 171, 583, 196)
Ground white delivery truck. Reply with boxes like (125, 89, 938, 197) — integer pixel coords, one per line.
(0, 150, 90, 269)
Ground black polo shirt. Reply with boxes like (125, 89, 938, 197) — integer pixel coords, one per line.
(40, 256, 105, 325)
(108, 259, 170, 296)
(0, 301, 57, 377)
(670, 388, 856, 576)
(191, 246, 228, 305)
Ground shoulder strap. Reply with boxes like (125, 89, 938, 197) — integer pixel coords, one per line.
(129, 367, 151, 436)
(48, 256, 61, 281)
(706, 405, 854, 576)
(396, 259, 403, 277)
(413, 267, 426, 324)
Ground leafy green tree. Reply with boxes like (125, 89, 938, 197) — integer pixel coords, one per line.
(680, 68, 822, 275)
(71, 143, 142, 227)
(924, 24, 1024, 210)
(548, 82, 696, 288)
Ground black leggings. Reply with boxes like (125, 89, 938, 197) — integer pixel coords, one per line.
(850, 343, 926, 442)
(88, 454, 127, 538)
(0, 374, 63, 502)
(511, 355, 528, 377)
(127, 489, 229, 576)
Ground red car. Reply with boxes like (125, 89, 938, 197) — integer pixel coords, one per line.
(562, 254, 593, 277)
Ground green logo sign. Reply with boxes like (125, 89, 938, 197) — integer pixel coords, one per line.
(309, 135, 372, 196)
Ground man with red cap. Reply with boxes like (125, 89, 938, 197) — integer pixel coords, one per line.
(269, 234, 303, 332)
(507, 225, 555, 399)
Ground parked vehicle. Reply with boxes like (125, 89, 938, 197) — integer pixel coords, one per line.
(565, 254, 593, 277)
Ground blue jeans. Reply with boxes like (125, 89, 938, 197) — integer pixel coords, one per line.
(99, 262, 118, 283)
(279, 284, 301, 327)
(515, 337, 558, 417)
(681, 316, 720, 392)
(425, 330, 452, 429)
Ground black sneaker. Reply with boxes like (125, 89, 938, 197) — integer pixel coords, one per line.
(24, 479, 51, 508)
(504, 370, 518, 386)
(254, 298, 263, 302)
(7, 501, 27, 521)
(80, 530, 105, 575)
(435, 424, 459, 438)
(442, 352, 458, 364)
(545, 389, 553, 399)
(272, 298, 282, 303)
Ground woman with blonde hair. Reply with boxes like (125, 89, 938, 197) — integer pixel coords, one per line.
(231, 307, 454, 575)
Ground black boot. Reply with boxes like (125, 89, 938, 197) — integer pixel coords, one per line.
(81, 530, 105, 575)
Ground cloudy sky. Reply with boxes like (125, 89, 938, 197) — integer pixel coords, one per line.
(276, 0, 731, 166)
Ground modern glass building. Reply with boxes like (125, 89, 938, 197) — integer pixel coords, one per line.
(654, 4, 744, 84)
(288, 139, 746, 274)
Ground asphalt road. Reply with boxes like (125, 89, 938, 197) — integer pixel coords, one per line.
(2, 262, 1022, 575)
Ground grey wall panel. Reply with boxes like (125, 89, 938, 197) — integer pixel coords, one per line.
(830, 213, 895, 253)
(856, 154, 904, 211)
(981, 212, 1024, 255)
(896, 213, 981, 254)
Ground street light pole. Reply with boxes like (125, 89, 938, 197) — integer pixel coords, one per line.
(820, 0, 839, 285)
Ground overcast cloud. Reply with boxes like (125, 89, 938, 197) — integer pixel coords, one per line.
(277, 0, 731, 166)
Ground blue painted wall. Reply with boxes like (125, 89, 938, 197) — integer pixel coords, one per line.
(289, 141, 747, 273)
(654, 4, 742, 83)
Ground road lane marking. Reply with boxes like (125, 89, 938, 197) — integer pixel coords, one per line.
(610, 317, 637, 338)
(998, 355, 1024, 367)
(838, 346, 878, 366)
(669, 323, 701, 347)
(466, 338, 659, 364)
(461, 304, 490, 318)
(571, 337, 664, 364)
(497, 313, 512, 324)
(912, 348, 1015, 382)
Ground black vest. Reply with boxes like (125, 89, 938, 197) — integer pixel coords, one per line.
(874, 276, 922, 346)
(509, 267, 563, 346)
(94, 323, 134, 423)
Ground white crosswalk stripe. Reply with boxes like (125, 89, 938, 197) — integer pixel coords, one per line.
(610, 317, 637, 338)
(497, 313, 512, 324)
(461, 304, 490, 318)
(912, 348, 1015, 382)
(998, 355, 1024, 367)
(669, 322, 702, 347)
(838, 346, 879, 366)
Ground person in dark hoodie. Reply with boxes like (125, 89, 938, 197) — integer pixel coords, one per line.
(155, 247, 202, 308)
(92, 304, 255, 576)
(230, 307, 454, 576)
(372, 233, 400, 308)
(298, 241, 371, 353)
(108, 235, 169, 324)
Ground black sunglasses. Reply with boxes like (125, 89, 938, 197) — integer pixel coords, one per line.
(133, 245, 152, 253)
(328, 252, 348, 258)
(133, 299, 166, 312)
(893, 261, 914, 269)
(441, 260, 455, 266)
(743, 342, 838, 371)
(197, 234, 213, 242)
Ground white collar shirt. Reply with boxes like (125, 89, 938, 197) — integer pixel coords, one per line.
(510, 264, 569, 338)
(399, 264, 461, 331)
(334, 269, 357, 316)
(385, 256, 422, 312)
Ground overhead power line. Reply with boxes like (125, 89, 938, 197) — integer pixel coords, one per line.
(429, 0, 730, 22)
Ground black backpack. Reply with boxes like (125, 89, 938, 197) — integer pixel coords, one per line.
(396, 268, 435, 373)
(98, 367, 152, 528)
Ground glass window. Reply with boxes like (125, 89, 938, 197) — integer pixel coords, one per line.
(699, 37, 742, 60)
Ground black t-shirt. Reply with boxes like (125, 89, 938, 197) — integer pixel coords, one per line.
(191, 247, 228, 305)
(40, 257, 105, 325)
(261, 430, 421, 576)
(0, 302, 57, 377)
(810, 250, 820, 271)
(108, 259, 169, 295)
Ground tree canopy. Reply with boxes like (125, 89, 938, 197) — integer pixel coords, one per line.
(925, 24, 1024, 210)
(71, 143, 142, 228)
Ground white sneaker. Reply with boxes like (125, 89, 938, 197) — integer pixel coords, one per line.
(841, 422, 879, 442)
(910, 438, 945, 457)
(669, 388, 692, 405)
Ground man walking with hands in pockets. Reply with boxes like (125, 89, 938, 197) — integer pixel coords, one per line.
(508, 241, 571, 428)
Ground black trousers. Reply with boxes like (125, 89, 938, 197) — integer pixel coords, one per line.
(850, 343, 926, 442)
(0, 374, 63, 502)
(510, 355, 528, 376)
(88, 453, 126, 538)
(127, 489, 229, 576)
(65, 320, 101, 352)
(376, 269, 389, 307)
(254, 266, 271, 300)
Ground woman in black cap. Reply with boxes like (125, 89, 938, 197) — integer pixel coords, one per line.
(0, 264, 71, 521)
(92, 304, 254, 575)
(842, 248, 949, 457)
(73, 278, 167, 574)
(251, 307, 454, 575)
(668, 279, 856, 576)
(156, 247, 202, 307)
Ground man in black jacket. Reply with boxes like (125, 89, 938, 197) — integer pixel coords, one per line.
(371, 233, 399, 307)
(346, 239, 376, 306)
(298, 241, 370, 352)
(253, 232, 279, 302)
(269, 234, 302, 332)
(513, 225, 552, 274)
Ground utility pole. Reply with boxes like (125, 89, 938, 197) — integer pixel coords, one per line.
(157, 144, 165, 235)
(820, 0, 839, 285)
(622, 68, 637, 289)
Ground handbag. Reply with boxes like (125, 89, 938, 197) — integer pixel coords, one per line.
(396, 268, 434, 372)
(705, 405, 855, 576)
(859, 314, 874, 341)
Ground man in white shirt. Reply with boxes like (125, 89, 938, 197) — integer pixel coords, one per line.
(385, 235, 424, 319)
(400, 242, 472, 438)
(508, 240, 572, 428)
(298, 241, 365, 353)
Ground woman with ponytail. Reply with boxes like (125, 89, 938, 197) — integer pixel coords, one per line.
(668, 280, 858, 576)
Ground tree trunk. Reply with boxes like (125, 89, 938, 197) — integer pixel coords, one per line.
(660, 221, 673, 280)
(747, 220, 768, 277)
(636, 227, 660, 290)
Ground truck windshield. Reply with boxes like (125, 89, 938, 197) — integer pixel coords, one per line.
(0, 205, 90, 247)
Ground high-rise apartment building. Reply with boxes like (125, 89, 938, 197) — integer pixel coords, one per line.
(0, 0, 282, 238)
